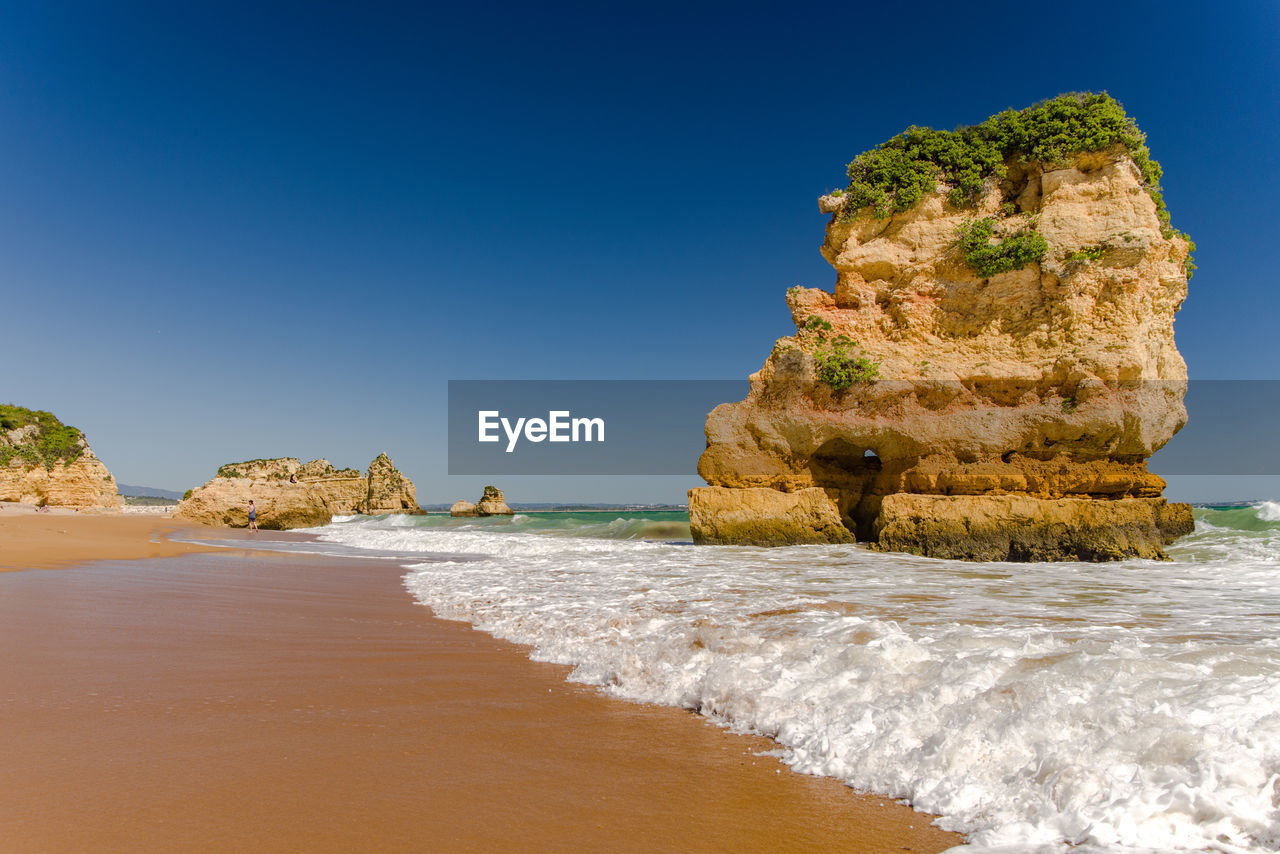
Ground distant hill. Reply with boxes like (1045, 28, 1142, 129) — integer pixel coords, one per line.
(124, 495, 180, 506)
(117, 483, 184, 500)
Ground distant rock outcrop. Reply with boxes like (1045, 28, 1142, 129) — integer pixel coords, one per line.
(0, 405, 121, 508)
(450, 486, 513, 517)
(176, 454, 420, 529)
(475, 485, 513, 516)
(689, 94, 1195, 560)
(449, 500, 478, 517)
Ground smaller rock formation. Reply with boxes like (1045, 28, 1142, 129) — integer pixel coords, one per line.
(450, 486, 514, 517)
(0, 406, 122, 509)
(449, 500, 478, 517)
(176, 453, 420, 529)
(475, 485, 514, 516)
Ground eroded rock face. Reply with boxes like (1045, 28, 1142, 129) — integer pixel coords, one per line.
(874, 495, 1193, 562)
(691, 148, 1194, 560)
(176, 476, 332, 530)
(366, 453, 418, 514)
(176, 453, 420, 529)
(475, 485, 513, 516)
(689, 486, 855, 546)
(0, 444, 122, 508)
(0, 417, 122, 508)
(449, 500, 478, 517)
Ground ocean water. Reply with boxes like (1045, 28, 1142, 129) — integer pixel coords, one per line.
(307, 505, 1280, 853)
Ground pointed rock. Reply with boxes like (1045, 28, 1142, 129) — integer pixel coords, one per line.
(365, 453, 419, 514)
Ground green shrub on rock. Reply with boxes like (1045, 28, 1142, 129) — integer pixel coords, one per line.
(1063, 246, 1107, 264)
(954, 217, 1048, 277)
(813, 336, 880, 391)
(0, 404, 85, 469)
(795, 319, 881, 392)
(839, 92, 1181, 242)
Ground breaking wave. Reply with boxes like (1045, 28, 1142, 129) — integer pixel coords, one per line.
(308, 503, 1280, 853)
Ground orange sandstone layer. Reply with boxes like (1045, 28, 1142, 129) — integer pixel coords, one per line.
(0, 531, 962, 853)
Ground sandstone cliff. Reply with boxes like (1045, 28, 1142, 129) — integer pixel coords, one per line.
(0, 405, 122, 508)
(176, 454, 420, 529)
(366, 453, 418, 514)
(690, 94, 1194, 560)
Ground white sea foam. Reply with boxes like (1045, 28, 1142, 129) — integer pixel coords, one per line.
(1257, 501, 1280, 523)
(309, 505, 1280, 853)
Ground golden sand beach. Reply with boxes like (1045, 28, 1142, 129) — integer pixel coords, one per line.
(0, 514, 960, 853)
(0, 511, 217, 571)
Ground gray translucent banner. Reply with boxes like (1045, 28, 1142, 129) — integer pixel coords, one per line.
(1153, 380, 1280, 475)
(447, 379, 1280, 476)
(448, 380, 746, 475)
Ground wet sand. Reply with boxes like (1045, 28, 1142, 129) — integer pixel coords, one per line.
(0, 512, 216, 570)
(0, 526, 962, 853)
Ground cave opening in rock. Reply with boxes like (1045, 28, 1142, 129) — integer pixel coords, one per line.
(808, 439, 886, 541)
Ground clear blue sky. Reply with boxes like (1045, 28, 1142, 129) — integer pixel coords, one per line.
(2, 1, 1277, 503)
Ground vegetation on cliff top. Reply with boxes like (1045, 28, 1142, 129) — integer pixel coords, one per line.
(0, 404, 86, 469)
(838, 92, 1190, 254)
(215, 459, 360, 479)
(217, 460, 269, 478)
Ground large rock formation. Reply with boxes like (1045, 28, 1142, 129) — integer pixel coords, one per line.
(0, 406, 122, 508)
(690, 94, 1195, 560)
(176, 454, 420, 529)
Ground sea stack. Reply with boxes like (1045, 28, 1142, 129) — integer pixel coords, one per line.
(450, 486, 513, 517)
(690, 93, 1195, 561)
(365, 453, 419, 514)
(0, 405, 122, 509)
(475, 485, 514, 516)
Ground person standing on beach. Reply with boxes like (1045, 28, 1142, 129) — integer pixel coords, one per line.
(248, 500, 258, 532)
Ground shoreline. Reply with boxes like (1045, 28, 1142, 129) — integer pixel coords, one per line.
(0, 509, 219, 571)
(0, 515, 962, 852)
